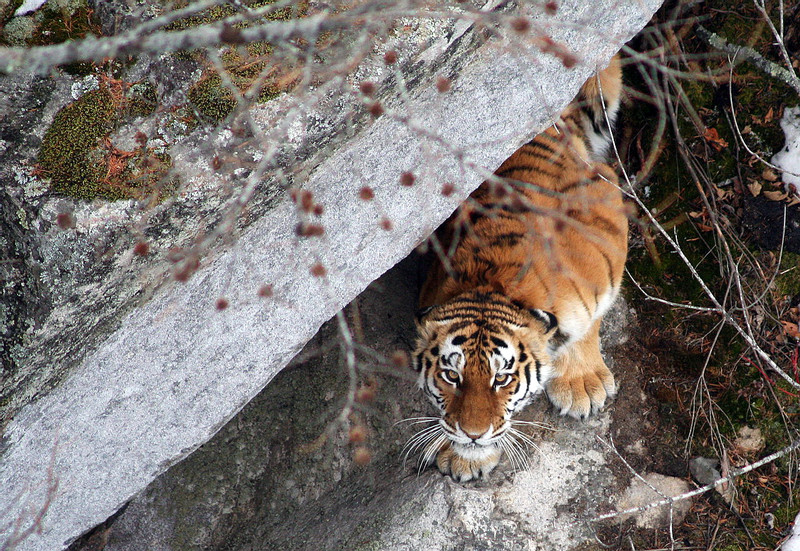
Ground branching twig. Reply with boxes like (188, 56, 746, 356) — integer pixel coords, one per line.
(695, 24, 800, 96)
(586, 437, 800, 524)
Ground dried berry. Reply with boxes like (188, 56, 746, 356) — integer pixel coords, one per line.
(258, 284, 273, 298)
(400, 172, 415, 187)
(379, 218, 393, 231)
(295, 223, 325, 237)
(300, 190, 314, 212)
(215, 298, 229, 310)
(353, 446, 372, 465)
(310, 263, 327, 277)
(441, 183, 455, 197)
(391, 350, 410, 368)
(359, 81, 376, 96)
(511, 17, 530, 33)
(133, 241, 150, 256)
(56, 212, 74, 229)
(369, 102, 384, 117)
(359, 186, 375, 200)
(436, 76, 451, 93)
(384, 50, 397, 65)
(349, 425, 367, 444)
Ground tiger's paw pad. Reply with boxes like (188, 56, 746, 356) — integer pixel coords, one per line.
(546, 364, 616, 419)
(436, 445, 501, 482)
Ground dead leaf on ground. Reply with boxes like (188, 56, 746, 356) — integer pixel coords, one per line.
(762, 168, 779, 182)
(763, 190, 789, 201)
(703, 127, 729, 151)
(782, 320, 800, 339)
(748, 181, 763, 196)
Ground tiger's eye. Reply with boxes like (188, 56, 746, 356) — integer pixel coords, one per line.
(441, 370, 460, 384)
(494, 373, 510, 386)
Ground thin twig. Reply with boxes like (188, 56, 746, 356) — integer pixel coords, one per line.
(695, 24, 800, 96)
(586, 437, 800, 524)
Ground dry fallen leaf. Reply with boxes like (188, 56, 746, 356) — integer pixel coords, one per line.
(764, 190, 789, 201)
(762, 168, 779, 182)
(703, 127, 729, 151)
(748, 181, 763, 196)
(782, 321, 800, 339)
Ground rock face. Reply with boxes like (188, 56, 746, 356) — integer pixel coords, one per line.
(77, 260, 644, 551)
(0, 0, 664, 549)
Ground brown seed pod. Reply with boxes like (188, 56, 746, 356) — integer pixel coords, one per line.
(545, 1, 558, 14)
(441, 183, 455, 197)
(369, 102, 384, 117)
(349, 425, 367, 444)
(133, 241, 150, 256)
(560, 52, 578, 68)
(436, 76, 451, 93)
(356, 385, 376, 402)
(220, 23, 246, 44)
(384, 50, 397, 65)
(295, 223, 325, 237)
(400, 172, 415, 187)
(300, 190, 314, 212)
(353, 446, 372, 465)
(391, 350, 410, 369)
(310, 263, 327, 277)
(510, 17, 530, 33)
(313, 204, 324, 216)
(359, 81, 376, 96)
(215, 298, 229, 311)
(56, 212, 74, 229)
(212, 156, 222, 170)
(359, 186, 375, 200)
(258, 284, 274, 298)
(379, 218, 393, 231)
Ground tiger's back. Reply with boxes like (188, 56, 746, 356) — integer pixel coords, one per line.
(413, 57, 628, 482)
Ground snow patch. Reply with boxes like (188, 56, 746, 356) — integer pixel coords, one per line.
(771, 106, 800, 196)
(14, 0, 48, 16)
(783, 510, 800, 551)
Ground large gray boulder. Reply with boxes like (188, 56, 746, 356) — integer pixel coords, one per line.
(0, 0, 663, 549)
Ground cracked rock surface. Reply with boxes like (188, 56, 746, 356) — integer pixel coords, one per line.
(0, 0, 663, 549)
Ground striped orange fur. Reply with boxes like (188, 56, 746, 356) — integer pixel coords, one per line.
(412, 56, 628, 482)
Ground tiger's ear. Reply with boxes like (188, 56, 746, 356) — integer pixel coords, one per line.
(414, 305, 437, 330)
(529, 309, 558, 335)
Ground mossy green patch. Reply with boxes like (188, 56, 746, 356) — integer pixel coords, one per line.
(167, 0, 306, 122)
(38, 81, 172, 201)
(38, 88, 116, 199)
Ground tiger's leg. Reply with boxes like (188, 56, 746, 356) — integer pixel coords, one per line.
(546, 320, 615, 419)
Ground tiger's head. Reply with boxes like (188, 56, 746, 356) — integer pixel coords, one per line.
(410, 290, 557, 479)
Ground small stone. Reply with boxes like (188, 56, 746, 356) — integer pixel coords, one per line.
(615, 473, 693, 529)
(734, 426, 764, 454)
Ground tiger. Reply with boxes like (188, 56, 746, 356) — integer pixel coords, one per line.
(411, 55, 628, 482)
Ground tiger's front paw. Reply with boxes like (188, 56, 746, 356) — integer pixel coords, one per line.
(546, 363, 616, 419)
(436, 443, 502, 482)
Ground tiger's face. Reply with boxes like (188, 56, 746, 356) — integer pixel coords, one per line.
(410, 291, 557, 479)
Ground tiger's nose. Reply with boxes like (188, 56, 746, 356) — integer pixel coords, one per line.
(464, 428, 488, 441)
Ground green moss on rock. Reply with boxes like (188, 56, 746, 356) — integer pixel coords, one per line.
(38, 88, 116, 200)
(38, 84, 173, 201)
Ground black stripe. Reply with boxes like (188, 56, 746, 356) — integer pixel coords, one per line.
(600, 250, 614, 284)
(534, 359, 541, 383)
(569, 278, 593, 315)
(526, 138, 558, 156)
